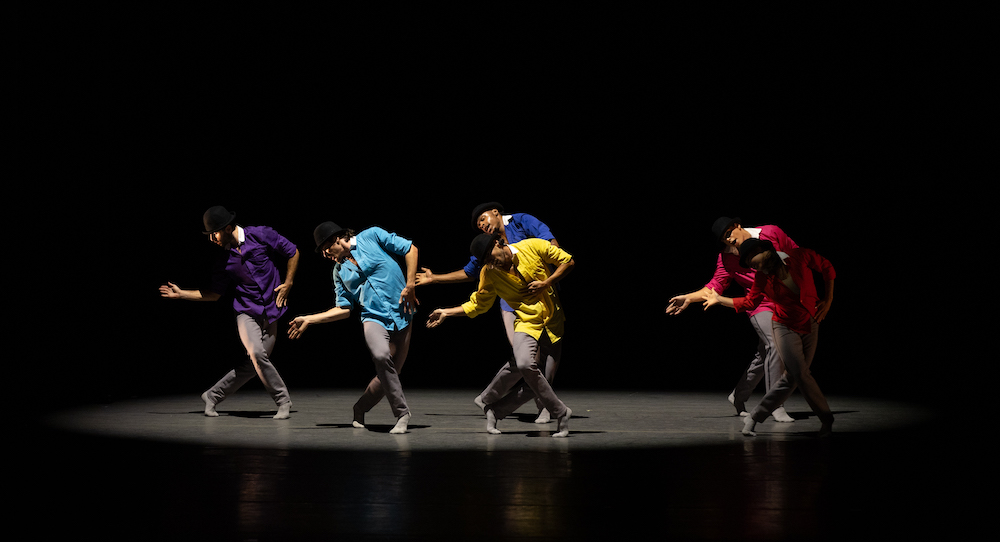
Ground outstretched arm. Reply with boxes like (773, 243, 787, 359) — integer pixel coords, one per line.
(702, 288, 735, 310)
(415, 267, 474, 286)
(665, 287, 712, 315)
(159, 282, 221, 302)
(425, 306, 467, 328)
(288, 306, 352, 340)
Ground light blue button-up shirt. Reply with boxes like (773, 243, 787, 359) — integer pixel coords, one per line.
(333, 226, 414, 331)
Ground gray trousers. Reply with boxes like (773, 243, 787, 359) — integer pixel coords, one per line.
(487, 331, 568, 421)
(480, 311, 559, 411)
(731, 310, 786, 410)
(355, 322, 411, 419)
(205, 312, 291, 407)
(750, 319, 833, 423)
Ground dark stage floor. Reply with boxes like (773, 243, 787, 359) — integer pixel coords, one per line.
(29, 389, 955, 541)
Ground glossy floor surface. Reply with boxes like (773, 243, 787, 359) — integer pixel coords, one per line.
(31, 389, 954, 541)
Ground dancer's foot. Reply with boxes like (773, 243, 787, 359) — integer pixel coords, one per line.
(728, 392, 748, 417)
(353, 404, 366, 428)
(273, 402, 292, 420)
(486, 409, 501, 434)
(742, 416, 758, 437)
(552, 408, 572, 438)
(819, 416, 834, 437)
(534, 408, 551, 424)
(772, 406, 794, 423)
(201, 392, 219, 417)
(390, 412, 411, 434)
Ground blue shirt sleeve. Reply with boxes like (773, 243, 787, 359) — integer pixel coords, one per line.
(506, 213, 555, 244)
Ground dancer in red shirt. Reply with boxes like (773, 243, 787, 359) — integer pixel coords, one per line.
(703, 238, 836, 437)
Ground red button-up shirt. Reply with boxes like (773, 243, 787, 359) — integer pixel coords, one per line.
(732, 248, 835, 334)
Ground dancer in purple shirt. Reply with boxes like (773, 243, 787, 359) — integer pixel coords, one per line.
(159, 206, 299, 419)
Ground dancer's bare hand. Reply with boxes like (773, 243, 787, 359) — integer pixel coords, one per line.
(426, 308, 448, 328)
(159, 282, 182, 299)
(400, 285, 419, 314)
(664, 294, 692, 315)
(288, 316, 309, 339)
(415, 267, 435, 285)
(702, 289, 721, 310)
(274, 282, 293, 307)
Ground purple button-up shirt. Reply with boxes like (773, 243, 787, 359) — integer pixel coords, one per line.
(210, 225, 298, 323)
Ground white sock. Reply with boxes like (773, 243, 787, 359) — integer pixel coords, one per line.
(772, 406, 794, 423)
(273, 402, 292, 420)
(389, 412, 410, 434)
(552, 408, 572, 438)
(202, 392, 219, 417)
(486, 409, 501, 434)
(534, 408, 551, 424)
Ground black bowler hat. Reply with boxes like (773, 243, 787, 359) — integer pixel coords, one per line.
(471, 201, 504, 228)
(739, 238, 774, 269)
(313, 221, 347, 252)
(711, 216, 741, 242)
(202, 206, 236, 234)
(470, 232, 501, 264)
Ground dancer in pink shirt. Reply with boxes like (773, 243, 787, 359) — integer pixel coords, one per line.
(703, 238, 836, 437)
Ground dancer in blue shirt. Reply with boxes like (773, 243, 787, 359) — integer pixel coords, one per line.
(288, 221, 419, 434)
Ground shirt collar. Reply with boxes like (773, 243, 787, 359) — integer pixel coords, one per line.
(229, 225, 246, 251)
(722, 227, 763, 255)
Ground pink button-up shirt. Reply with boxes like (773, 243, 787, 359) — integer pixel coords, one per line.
(704, 225, 799, 317)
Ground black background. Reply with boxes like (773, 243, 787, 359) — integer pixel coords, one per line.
(19, 6, 960, 413)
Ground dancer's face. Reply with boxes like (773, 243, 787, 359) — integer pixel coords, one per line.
(748, 250, 781, 275)
(485, 241, 512, 269)
(723, 224, 751, 248)
(208, 226, 237, 249)
(476, 209, 504, 235)
(321, 237, 352, 263)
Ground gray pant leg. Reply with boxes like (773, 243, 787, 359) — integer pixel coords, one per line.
(731, 310, 785, 407)
(490, 332, 567, 420)
(480, 311, 559, 411)
(479, 311, 519, 404)
(751, 320, 831, 423)
(206, 313, 290, 406)
(356, 322, 411, 418)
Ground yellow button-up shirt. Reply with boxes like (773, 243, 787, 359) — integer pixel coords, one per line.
(462, 238, 573, 343)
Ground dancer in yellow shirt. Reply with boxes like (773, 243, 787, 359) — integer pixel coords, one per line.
(427, 233, 575, 437)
